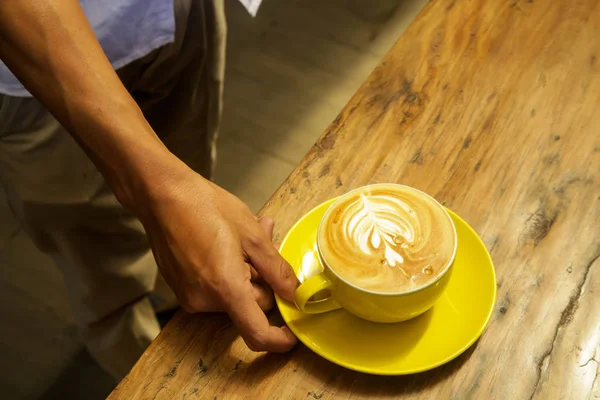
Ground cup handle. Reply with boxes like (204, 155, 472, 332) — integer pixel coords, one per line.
(294, 274, 342, 314)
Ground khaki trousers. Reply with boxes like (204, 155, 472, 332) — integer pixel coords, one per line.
(0, 0, 226, 380)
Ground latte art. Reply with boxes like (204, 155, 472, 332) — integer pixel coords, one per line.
(351, 194, 422, 270)
(318, 184, 456, 293)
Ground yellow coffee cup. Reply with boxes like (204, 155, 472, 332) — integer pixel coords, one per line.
(294, 184, 458, 323)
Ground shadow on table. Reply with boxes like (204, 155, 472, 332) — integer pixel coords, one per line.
(226, 337, 479, 397)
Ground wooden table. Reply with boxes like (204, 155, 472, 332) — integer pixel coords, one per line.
(109, 0, 600, 398)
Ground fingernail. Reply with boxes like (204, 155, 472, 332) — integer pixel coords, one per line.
(282, 326, 298, 344)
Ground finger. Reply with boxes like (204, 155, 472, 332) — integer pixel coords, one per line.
(252, 282, 274, 311)
(246, 225, 299, 303)
(259, 217, 282, 251)
(257, 216, 275, 240)
(225, 286, 297, 353)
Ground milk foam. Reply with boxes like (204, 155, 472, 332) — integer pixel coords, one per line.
(318, 185, 456, 293)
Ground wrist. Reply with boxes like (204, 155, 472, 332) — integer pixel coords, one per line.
(114, 142, 212, 219)
(112, 144, 188, 214)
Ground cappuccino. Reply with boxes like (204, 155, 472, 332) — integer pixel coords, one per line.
(317, 184, 456, 293)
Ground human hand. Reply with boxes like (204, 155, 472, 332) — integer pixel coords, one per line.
(139, 170, 299, 352)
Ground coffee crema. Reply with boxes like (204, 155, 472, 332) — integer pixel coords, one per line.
(318, 184, 456, 293)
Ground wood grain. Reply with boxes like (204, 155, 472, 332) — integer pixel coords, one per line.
(110, 0, 600, 398)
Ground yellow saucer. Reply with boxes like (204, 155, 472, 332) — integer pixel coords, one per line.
(275, 199, 496, 375)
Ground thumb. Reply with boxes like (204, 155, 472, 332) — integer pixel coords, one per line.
(248, 217, 298, 303)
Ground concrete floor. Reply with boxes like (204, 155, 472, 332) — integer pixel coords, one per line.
(0, 0, 428, 398)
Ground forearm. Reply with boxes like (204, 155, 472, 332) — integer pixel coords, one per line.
(0, 0, 189, 211)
